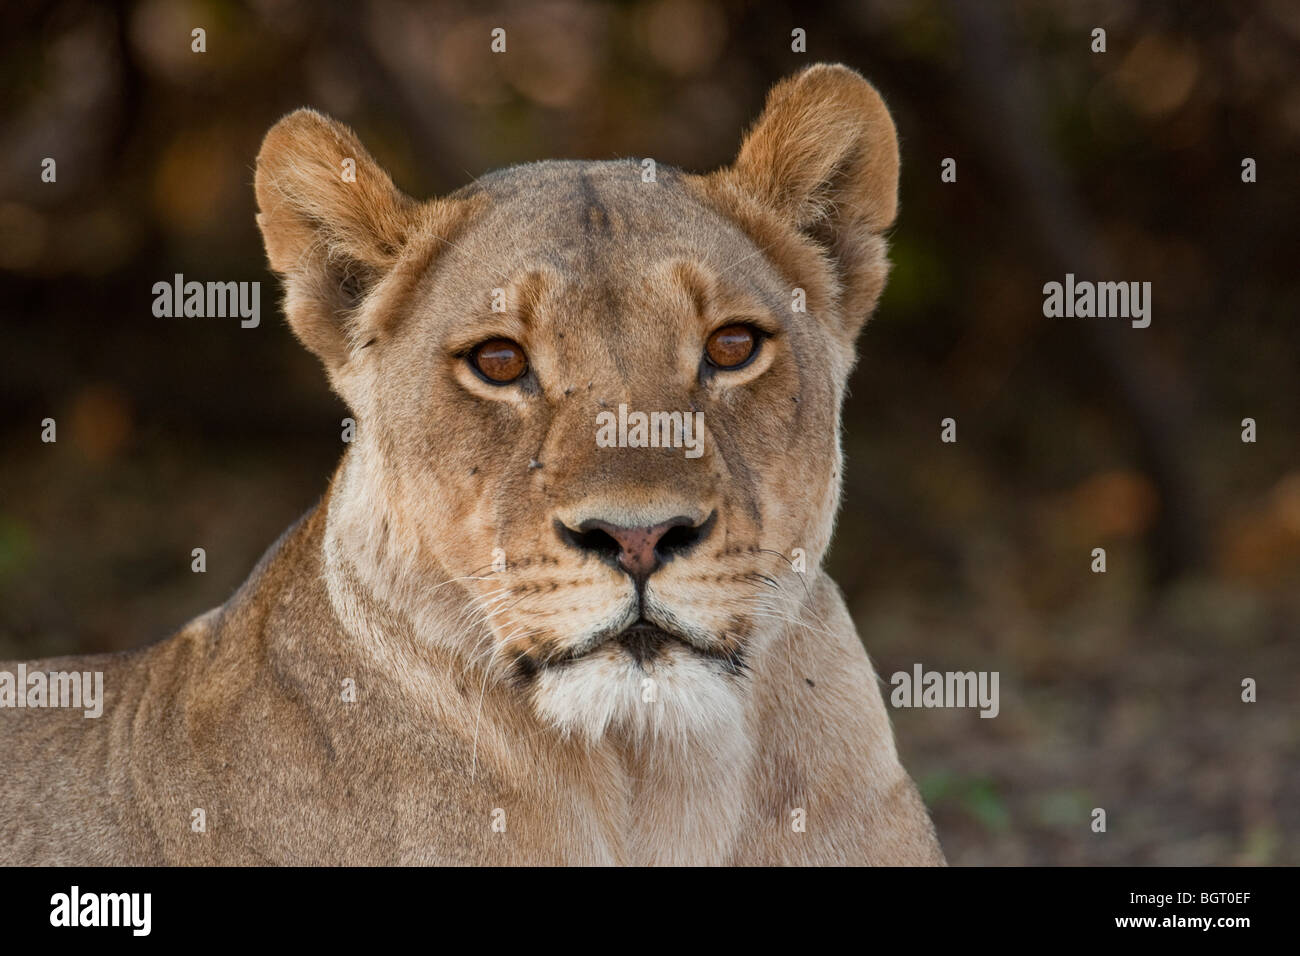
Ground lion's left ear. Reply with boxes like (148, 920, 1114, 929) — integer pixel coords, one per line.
(703, 64, 900, 338)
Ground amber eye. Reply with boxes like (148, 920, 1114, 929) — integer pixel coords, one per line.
(704, 324, 759, 370)
(470, 338, 528, 384)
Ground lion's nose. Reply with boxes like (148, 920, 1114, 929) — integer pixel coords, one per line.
(556, 512, 716, 584)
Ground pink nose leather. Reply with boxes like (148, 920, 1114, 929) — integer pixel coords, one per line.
(584, 519, 682, 579)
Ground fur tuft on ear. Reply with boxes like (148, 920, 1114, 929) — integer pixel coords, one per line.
(702, 64, 901, 340)
(255, 109, 420, 371)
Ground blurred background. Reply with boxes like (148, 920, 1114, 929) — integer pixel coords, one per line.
(1, 0, 1297, 864)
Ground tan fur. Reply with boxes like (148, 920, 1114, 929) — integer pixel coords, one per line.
(1, 64, 944, 865)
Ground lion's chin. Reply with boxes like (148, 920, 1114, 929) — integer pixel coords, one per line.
(531, 642, 746, 744)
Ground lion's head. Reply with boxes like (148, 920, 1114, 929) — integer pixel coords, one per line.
(254, 64, 899, 742)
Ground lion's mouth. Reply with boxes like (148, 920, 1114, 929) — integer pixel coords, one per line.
(612, 622, 679, 666)
(518, 618, 746, 678)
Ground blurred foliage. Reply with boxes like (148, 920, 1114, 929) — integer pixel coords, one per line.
(1, 0, 1297, 864)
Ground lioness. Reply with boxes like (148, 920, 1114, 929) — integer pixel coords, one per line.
(1, 64, 943, 865)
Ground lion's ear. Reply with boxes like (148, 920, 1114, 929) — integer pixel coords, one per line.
(254, 109, 421, 372)
(712, 64, 900, 335)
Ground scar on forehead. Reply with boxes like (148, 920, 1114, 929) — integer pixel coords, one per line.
(584, 202, 610, 234)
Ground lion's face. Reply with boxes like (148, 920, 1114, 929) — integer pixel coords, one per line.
(368, 161, 850, 739)
(255, 65, 899, 741)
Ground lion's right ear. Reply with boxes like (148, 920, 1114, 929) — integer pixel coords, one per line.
(254, 109, 425, 372)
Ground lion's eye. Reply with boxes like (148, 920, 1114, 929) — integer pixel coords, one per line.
(704, 324, 759, 370)
(470, 338, 529, 384)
